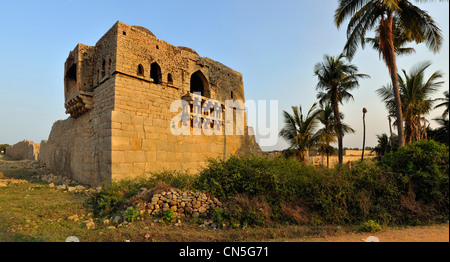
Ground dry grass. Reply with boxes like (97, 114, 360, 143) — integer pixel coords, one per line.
(281, 200, 312, 225)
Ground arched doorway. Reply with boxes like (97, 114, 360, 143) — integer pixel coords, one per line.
(190, 70, 209, 97)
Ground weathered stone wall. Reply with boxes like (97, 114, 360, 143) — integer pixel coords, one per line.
(39, 21, 261, 186)
(39, 77, 116, 186)
(5, 140, 40, 161)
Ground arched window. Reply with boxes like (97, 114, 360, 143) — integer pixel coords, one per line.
(150, 62, 162, 84)
(65, 63, 77, 91)
(190, 70, 209, 97)
(167, 73, 173, 85)
(137, 64, 144, 76)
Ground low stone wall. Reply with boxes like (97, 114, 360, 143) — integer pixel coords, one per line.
(5, 140, 40, 160)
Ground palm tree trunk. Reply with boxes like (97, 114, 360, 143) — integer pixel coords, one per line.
(362, 108, 367, 161)
(326, 152, 329, 169)
(331, 91, 343, 164)
(405, 116, 414, 144)
(422, 117, 428, 140)
(385, 13, 405, 147)
(388, 116, 394, 139)
(417, 116, 422, 141)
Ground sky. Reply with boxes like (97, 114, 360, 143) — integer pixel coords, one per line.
(0, 0, 448, 151)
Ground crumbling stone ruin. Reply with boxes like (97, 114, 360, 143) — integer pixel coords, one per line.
(37, 21, 260, 186)
(5, 140, 40, 161)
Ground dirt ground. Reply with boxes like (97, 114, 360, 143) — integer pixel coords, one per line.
(302, 223, 449, 242)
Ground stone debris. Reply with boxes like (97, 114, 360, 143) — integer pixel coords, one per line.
(136, 188, 222, 219)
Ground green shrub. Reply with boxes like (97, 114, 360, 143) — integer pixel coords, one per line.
(162, 209, 176, 223)
(211, 195, 271, 228)
(125, 206, 140, 222)
(380, 140, 449, 221)
(196, 155, 319, 203)
(89, 179, 143, 216)
(88, 141, 448, 227)
(356, 220, 384, 233)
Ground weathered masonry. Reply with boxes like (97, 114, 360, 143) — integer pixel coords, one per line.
(39, 21, 260, 186)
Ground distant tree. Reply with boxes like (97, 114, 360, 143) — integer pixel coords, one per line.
(314, 53, 368, 164)
(316, 103, 354, 168)
(372, 133, 398, 157)
(434, 90, 449, 118)
(279, 103, 323, 163)
(428, 117, 449, 145)
(0, 144, 9, 153)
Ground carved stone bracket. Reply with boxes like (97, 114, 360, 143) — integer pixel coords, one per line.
(65, 91, 93, 118)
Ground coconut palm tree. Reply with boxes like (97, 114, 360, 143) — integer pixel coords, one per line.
(279, 103, 323, 163)
(364, 15, 416, 57)
(377, 61, 443, 144)
(316, 103, 355, 168)
(434, 90, 449, 118)
(429, 116, 449, 145)
(372, 133, 393, 157)
(335, 0, 443, 147)
(314, 53, 369, 164)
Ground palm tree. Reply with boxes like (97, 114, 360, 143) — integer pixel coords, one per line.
(434, 90, 449, 118)
(335, 0, 443, 147)
(279, 103, 323, 163)
(377, 61, 443, 144)
(361, 107, 367, 161)
(372, 133, 393, 157)
(316, 103, 355, 168)
(314, 53, 369, 164)
(364, 15, 416, 57)
(429, 116, 449, 145)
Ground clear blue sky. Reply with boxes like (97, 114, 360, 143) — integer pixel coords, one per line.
(0, 0, 448, 151)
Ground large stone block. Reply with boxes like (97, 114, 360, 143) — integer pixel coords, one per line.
(111, 137, 130, 150)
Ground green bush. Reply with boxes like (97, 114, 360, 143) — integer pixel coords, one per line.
(125, 206, 140, 222)
(162, 209, 176, 223)
(356, 220, 384, 233)
(380, 140, 449, 221)
(89, 179, 143, 216)
(89, 141, 449, 227)
(196, 155, 318, 202)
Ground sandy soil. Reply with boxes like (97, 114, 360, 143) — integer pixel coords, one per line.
(303, 223, 449, 242)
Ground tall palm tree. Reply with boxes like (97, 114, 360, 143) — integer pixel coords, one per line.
(434, 90, 449, 118)
(314, 53, 369, 164)
(364, 15, 416, 57)
(279, 103, 323, 163)
(335, 0, 443, 147)
(377, 61, 443, 144)
(316, 103, 355, 168)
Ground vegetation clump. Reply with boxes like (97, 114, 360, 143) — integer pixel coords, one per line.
(89, 140, 448, 228)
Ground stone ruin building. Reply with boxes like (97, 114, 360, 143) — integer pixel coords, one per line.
(31, 21, 260, 186)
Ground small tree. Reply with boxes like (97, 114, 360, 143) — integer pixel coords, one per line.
(279, 103, 323, 163)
